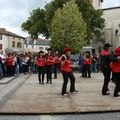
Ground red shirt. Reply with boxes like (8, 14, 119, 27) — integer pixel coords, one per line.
(61, 59, 72, 72)
(54, 55, 61, 64)
(37, 57, 45, 67)
(112, 60, 120, 72)
(6, 57, 13, 66)
(101, 51, 110, 55)
(46, 56, 54, 66)
(83, 58, 92, 65)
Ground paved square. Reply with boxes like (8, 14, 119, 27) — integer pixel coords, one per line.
(0, 73, 120, 114)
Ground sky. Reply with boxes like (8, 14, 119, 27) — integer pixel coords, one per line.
(0, 0, 120, 37)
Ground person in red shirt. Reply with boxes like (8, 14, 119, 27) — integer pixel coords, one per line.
(6, 53, 14, 77)
(83, 51, 92, 78)
(111, 47, 120, 97)
(53, 51, 60, 79)
(46, 48, 54, 84)
(37, 51, 46, 84)
(60, 47, 78, 96)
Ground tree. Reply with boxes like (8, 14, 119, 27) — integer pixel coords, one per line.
(45, 0, 105, 43)
(76, 0, 105, 43)
(51, 0, 87, 53)
(21, 8, 48, 39)
(21, 0, 105, 43)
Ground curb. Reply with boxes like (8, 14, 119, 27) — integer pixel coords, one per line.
(0, 76, 18, 84)
(0, 110, 120, 115)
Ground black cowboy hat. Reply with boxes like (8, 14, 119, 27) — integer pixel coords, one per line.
(85, 51, 90, 55)
(103, 43, 112, 49)
(39, 51, 44, 54)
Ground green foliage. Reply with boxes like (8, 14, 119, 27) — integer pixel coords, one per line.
(45, 0, 105, 43)
(21, 8, 48, 39)
(76, 0, 105, 42)
(21, 0, 105, 43)
(51, 0, 87, 53)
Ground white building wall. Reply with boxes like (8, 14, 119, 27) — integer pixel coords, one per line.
(103, 8, 120, 28)
(24, 44, 50, 53)
(112, 20, 120, 48)
(92, 0, 101, 9)
(0, 35, 8, 54)
(0, 34, 24, 53)
(103, 8, 120, 49)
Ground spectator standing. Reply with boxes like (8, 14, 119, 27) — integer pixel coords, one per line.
(0, 50, 6, 77)
(53, 51, 60, 79)
(6, 53, 14, 77)
(92, 54, 98, 73)
(78, 52, 84, 75)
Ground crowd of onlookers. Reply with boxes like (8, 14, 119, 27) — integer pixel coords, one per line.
(0, 50, 101, 80)
(0, 51, 38, 79)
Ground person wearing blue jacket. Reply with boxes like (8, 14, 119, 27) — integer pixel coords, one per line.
(78, 52, 84, 76)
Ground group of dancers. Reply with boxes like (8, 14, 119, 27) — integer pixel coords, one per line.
(101, 43, 120, 97)
(37, 44, 120, 97)
(37, 47, 78, 96)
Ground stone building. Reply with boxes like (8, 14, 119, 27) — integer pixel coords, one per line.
(0, 28, 25, 54)
(24, 37, 50, 53)
(103, 7, 120, 49)
(89, 0, 120, 50)
(89, 0, 103, 9)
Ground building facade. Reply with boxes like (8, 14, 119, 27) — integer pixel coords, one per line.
(103, 7, 120, 49)
(89, 1, 120, 50)
(0, 28, 25, 54)
(24, 37, 50, 53)
(89, 0, 102, 9)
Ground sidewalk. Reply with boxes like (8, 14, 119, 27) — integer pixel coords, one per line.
(0, 73, 120, 114)
(0, 77, 15, 84)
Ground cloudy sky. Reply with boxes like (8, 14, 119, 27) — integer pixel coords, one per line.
(0, 0, 120, 37)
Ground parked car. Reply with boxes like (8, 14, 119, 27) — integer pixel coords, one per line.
(71, 58, 79, 71)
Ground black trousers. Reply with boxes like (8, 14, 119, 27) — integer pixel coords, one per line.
(54, 63, 60, 78)
(6, 65, 13, 77)
(113, 72, 120, 96)
(84, 64, 91, 77)
(22, 64, 28, 74)
(61, 71, 75, 95)
(37, 66, 45, 84)
(1, 62, 6, 77)
(13, 65, 16, 76)
(19, 65, 22, 74)
(81, 64, 85, 76)
(46, 65, 53, 83)
(102, 67, 111, 94)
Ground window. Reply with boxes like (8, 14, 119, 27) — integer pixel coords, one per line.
(13, 37, 15, 39)
(0, 34, 2, 40)
(32, 45, 34, 49)
(26, 44, 28, 48)
(45, 47, 49, 50)
(0, 44, 2, 50)
(12, 41, 15, 47)
(39, 47, 43, 50)
(17, 42, 22, 48)
(98, 0, 101, 6)
(26, 40, 29, 44)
